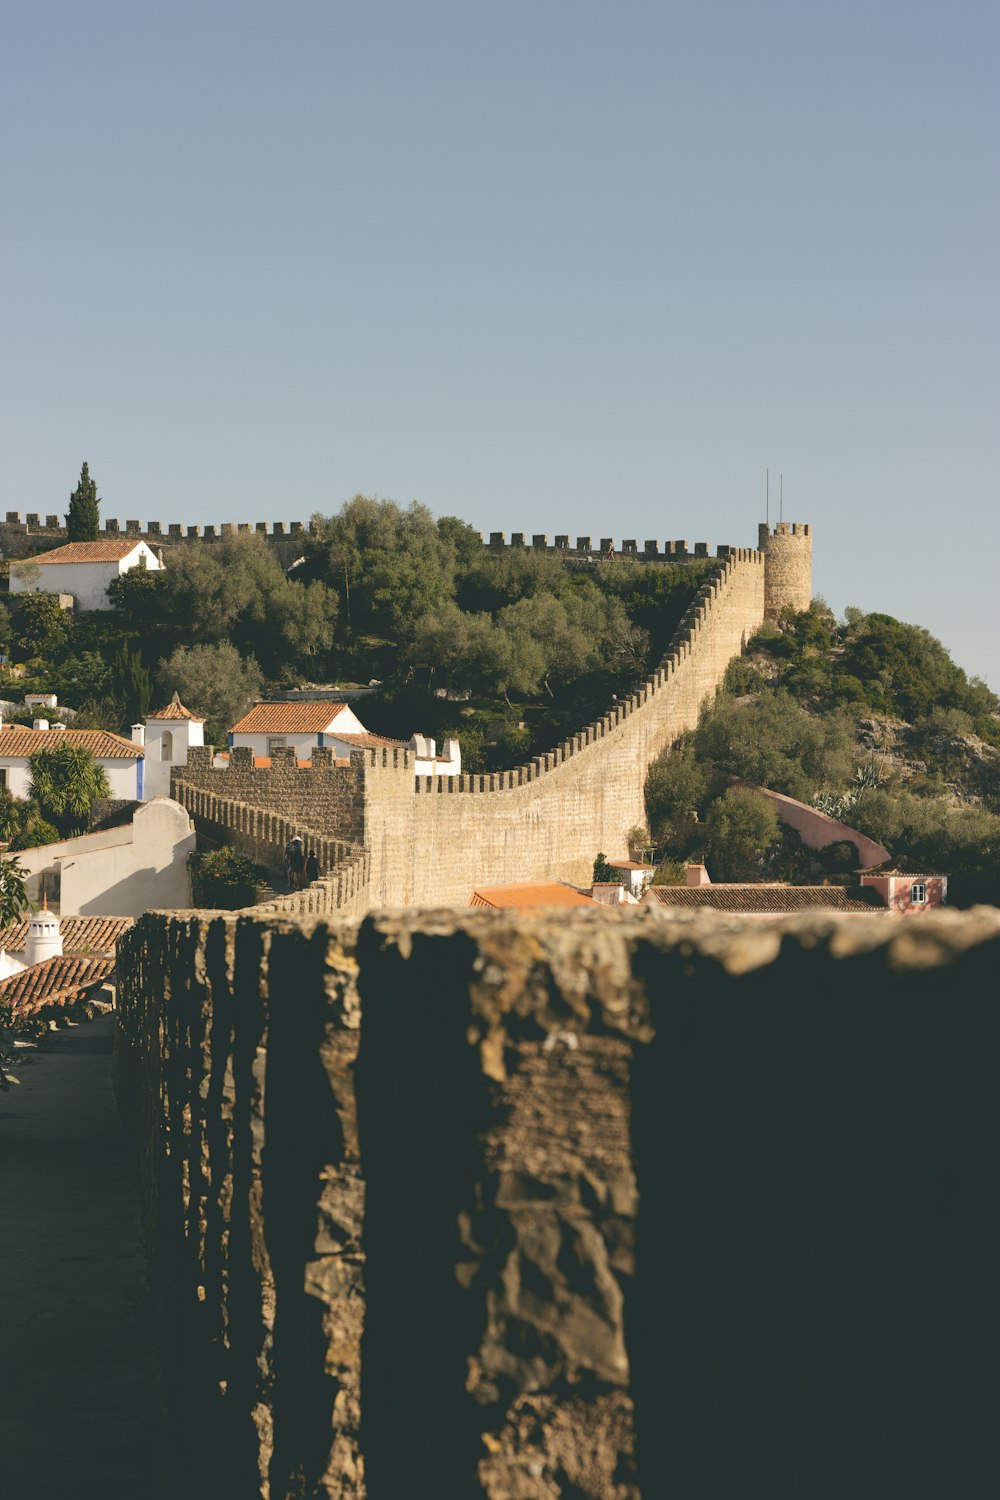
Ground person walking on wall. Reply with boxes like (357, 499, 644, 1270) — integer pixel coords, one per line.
(287, 836, 306, 891)
(305, 849, 320, 885)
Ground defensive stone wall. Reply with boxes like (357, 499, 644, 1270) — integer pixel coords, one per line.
(114, 904, 1000, 1499)
(3, 510, 766, 567)
(173, 549, 766, 905)
(0, 513, 314, 559)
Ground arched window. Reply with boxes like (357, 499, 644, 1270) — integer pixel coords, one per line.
(160, 730, 174, 761)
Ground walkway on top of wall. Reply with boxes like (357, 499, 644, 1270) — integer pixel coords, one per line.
(0, 1018, 170, 1499)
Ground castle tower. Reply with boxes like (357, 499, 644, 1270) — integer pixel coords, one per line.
(24, 896, 63, 966)
(758, 521, 812, 618)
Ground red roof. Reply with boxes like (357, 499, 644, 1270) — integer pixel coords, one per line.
(0, 726, 143, 760)
(645, 885, 886, 914)
(27, 539, 152, 565)
(0, 915, 132, 956)
(230, 702, 352, 733)
(469, 882, 602, 909)
(0, 955, 114, 1019)
(146, 692, 204, 722)
(332, 731, 409, 750)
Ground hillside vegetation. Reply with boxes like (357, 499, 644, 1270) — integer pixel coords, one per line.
(1, 496, 712, 768)
(645, 603, 1000, 905)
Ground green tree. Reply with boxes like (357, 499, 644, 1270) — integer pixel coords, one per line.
(66, 460, 101, 542)
(693, 690, 856, 801)
(704, 787, 781, 882)
(645, 743, 710, 842)
(157, 641, 263, 746)
(27, 743, 110, 837)
(307, 496, 454, 639)
(0, 855, 32, 928)
(111, 642, 152, 725)
(149, 535, 338, 675)
(12, 592, 73, 660)
(0, 788, 22, 843)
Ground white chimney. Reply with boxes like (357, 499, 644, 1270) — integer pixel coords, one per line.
(33, 718, 49, 732)
(25, 897, 63, 966)
(132, 723, 145, 746)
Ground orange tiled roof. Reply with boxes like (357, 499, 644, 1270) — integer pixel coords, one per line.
(645, 885, 886, 914)
(214, 753, 349, 769)
(230, 702, 352, 733)
(146, 692, 205, 722)
(332, 731, 409, 750)
(469, 882, 602, 910)
(27, 539, 152, 565)
(0, 726, 143, 759)
(0, 915, 133, 957)
(0, 954, 114, 1018)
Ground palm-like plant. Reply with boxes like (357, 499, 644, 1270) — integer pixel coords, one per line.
(0, 855, 31, 928)
(27, 743, 110, 837)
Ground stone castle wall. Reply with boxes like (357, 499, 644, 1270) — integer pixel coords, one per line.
(4, 508, 773, 568)
(173, 548, 767, 906)
(0, 512, 313, 560)
(114, 904, 1000, 1498)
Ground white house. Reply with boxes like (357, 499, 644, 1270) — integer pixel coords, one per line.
(9, 538, 163, 612)
(228, 701, 371, 760)
(0, 724, 144, 799)
(226, 701, 460, 774)
(132, 693, 205, 799)
(13, 798, 195, 916)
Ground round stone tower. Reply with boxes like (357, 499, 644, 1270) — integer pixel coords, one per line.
(758, 521, 812, 618)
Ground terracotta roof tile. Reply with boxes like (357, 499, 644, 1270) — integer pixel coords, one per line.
(469, 882, 602, 909)
(0, 915, 133, 957)
(0, 955, 114, 1018)
(645, 885, 886, 914)
(332, 732, 409, 750)
(230, 702, 352, 733)
(146, 692, 205, 722)
(26, 539, 154, 565)
(0, 726, 143, 759)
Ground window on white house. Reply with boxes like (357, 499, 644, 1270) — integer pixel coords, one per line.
(267, 737, 287, 755)
(160, 731, 174, 761)
(910, 883, 927, 903)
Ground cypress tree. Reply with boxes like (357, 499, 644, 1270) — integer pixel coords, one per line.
(66, 460, 101, 541)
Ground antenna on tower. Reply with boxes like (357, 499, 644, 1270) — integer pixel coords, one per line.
(766, 468, 769, 528)
(780, 473, 783, 523)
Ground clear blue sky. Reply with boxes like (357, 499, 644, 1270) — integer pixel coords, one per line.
(3, 1, 997, 684)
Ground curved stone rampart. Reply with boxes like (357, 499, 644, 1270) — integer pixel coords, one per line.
(173, 549, 766, 908)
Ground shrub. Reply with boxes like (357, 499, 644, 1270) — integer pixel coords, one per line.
(189, 847, 263, 910)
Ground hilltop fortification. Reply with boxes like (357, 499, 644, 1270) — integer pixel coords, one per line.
(171, 522, 813, 910)
(758, 520, 812, 616)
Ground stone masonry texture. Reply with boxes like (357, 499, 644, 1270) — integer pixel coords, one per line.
(115, 904, 1000, 1499)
